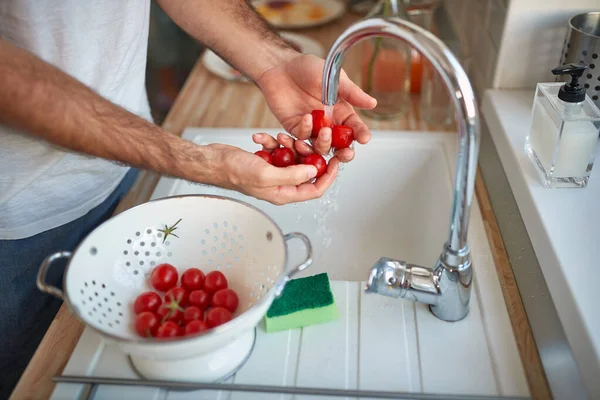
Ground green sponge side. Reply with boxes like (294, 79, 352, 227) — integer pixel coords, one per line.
(265, 302, 338, 333)
(264, 272, 338, 333)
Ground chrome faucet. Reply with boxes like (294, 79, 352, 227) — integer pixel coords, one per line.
(321, 17, 480, 322)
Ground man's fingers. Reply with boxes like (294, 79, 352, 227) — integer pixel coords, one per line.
(252, 133, 280, 150)
(313, 127, 332, 155)
(294, 139, 314, 156)
(289, 114, 312, 140)
(340, 112, 371, 145)
(339, 70, 377, 110)
(334, 147, 355, 163)
(269, 157, 340, 204)
(258, 164, 317, 188)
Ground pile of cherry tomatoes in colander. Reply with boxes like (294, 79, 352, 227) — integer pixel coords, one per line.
(133, 263, 239, 340)
(254, 109, 354, 179)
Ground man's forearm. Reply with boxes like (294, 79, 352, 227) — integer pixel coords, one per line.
(0, 38, 217, 185)
(157, 0, 297, 82)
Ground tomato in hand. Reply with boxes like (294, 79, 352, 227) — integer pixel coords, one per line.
(183, 306, 203, 323)
(205, 307, 233, 328)
(188, 289, 211, 310)
(204, 271, 228, 293)
(331, 125, 354, 149)
(184, 320, 209, 336)
(135, 311, 160, 337)
(311, 109, 330, 138)
(254, 150, 273, 164)
(133, 291, 162, 314)
(156, 321, 181, 338)
(212, 288, 239, 313)
(181, 267, 205, 291)
(150, 263, 178, 292)
(302, 154, 327, 179)
(271, 147, 295, 168)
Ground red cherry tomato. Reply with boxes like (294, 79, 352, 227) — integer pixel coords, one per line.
(271, 147, 295, 168)
(150, 263, 178, 292)
(311, 109, 330, 138)
(204, 271, 228, 293)
(156, 321, 181, 338)
(157, 292, 185, 323)
(133, 291, 162, 314)
(184, 320, 209, 336)
(205, 307, 233, 328)
(254, 150, 273, 164)
(331, 125, 355, 149)
(188, 289, 211, 310)
(165, 286, 189, 307)
(135, 311, 159, 337)
(302, 154, 327, 179)
(211, 289, 240, 313)
(181, 268, 205, 291)
(183, 306, 203, 323)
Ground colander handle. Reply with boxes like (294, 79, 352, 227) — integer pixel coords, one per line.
(275, 232, 313, 296)
(37, 251, 72, 299)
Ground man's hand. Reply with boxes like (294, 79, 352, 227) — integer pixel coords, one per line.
(256, 53, 376, 162)
(207, 141, 339, 205)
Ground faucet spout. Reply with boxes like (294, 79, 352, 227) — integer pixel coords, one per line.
(322, 17, 480, 322)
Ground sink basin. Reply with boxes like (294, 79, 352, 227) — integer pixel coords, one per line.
(51, 128, 530, 399)
(148, 127, 530, 397)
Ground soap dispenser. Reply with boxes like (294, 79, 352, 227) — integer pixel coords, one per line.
(525, 63, 600, 188)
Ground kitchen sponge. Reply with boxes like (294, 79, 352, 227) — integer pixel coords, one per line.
(264, 272, 338, 333)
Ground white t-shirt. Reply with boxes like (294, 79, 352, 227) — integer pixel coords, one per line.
(0, 0, 153, 240)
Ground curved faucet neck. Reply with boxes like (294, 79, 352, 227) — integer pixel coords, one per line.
(321, 17, 480, 254)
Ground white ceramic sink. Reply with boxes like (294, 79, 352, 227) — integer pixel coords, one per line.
(51, 128, 531, 400)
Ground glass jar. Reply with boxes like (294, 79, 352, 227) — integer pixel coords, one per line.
(359, 0, 412, 120)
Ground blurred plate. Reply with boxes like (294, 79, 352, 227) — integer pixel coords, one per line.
(251, 0, 346, 29)
(202, 32, 326, 83)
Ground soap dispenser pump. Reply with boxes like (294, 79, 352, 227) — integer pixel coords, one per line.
(525, 63, 600, 188)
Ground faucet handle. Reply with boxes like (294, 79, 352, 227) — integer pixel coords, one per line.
(365, 257, 407, 298)
(365, 257, 441, 305)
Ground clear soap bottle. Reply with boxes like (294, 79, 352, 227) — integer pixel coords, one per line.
(525, 64, 600, 188)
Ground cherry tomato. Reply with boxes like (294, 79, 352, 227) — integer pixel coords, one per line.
(183, 306, 203, 323)
(181, 268, 205, 291)
(133, 291, 162, 314)
(331, 125, 354, 149)
(156, 321, 181, 338)
(184, 320, 209, 336)
(165, 286, 189, 308)
(311, 110, 328, 138)
(150, 263, 178, 292)
(254, 150, 273, 164)
(188, 289, 211, 310)
(302, 154, 327, 179)
(211, 288, 239, 313)
(135, 311, 160, 337)
(271, 147, 295, 168)
(157, 293, 185, 323)
(204, 271, 228, 293)
(205, 307, 233, 328)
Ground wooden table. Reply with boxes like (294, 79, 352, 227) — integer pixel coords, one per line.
(10, 13, 551, 400)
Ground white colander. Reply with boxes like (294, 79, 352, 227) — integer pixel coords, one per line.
(37, 195, 312, 382)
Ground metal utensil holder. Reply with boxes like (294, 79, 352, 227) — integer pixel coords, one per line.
(558, 11, 600, 109)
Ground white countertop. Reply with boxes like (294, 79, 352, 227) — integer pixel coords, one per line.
(482, 89, 600, 396)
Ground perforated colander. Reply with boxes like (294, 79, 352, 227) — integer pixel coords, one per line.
(37, 195, 312, 376)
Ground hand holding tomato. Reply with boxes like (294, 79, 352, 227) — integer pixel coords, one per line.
(206, 141, 339, 205)
(255, 53, 376, 163)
